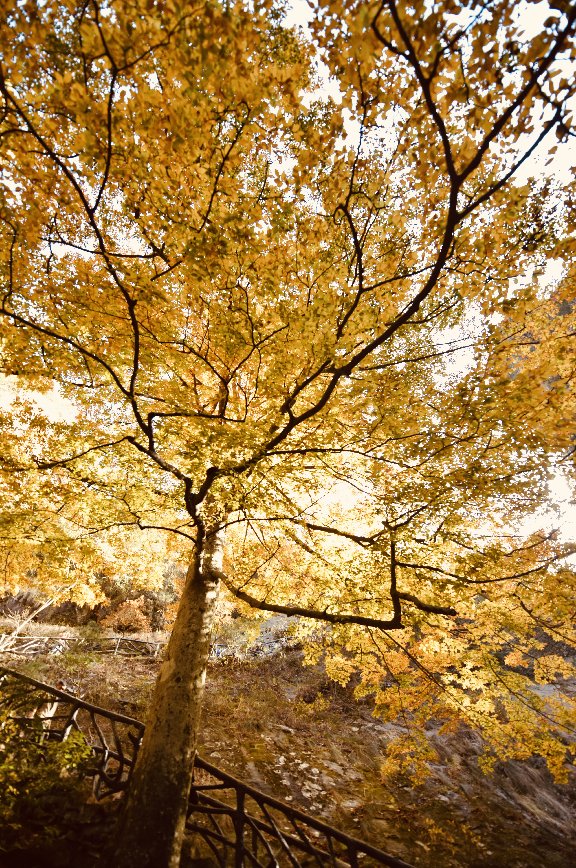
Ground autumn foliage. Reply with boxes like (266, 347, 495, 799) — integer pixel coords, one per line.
(1, 1, 575, 865)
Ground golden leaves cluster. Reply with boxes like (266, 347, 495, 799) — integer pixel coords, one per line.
(1, 0, 575, 778)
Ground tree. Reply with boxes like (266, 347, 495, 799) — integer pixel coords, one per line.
(1, 1, 575, 865)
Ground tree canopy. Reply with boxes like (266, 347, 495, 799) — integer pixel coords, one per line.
(1, 1, 575, 865)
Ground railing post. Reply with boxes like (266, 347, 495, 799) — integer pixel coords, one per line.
(234, 788, 246, 867)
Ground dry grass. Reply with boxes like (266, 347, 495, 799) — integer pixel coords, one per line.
(1, 644, 575, 867)
(0, 618, 80, 638)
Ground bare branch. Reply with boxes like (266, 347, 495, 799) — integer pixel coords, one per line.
(33, 437, 132, 469)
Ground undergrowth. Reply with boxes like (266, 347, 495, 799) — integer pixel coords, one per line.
(0, 707, 91, 851)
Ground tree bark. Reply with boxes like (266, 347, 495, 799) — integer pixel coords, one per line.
(112, 526, 224, 868)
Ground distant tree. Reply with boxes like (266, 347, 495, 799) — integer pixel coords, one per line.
(1, 2, 575, 865)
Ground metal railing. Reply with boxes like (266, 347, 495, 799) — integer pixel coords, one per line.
(0, 666, 412, 867)
(188, 756, 412, 867)
(0, 666, 144, 799)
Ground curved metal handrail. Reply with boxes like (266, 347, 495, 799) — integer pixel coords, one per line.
(0, 666, 145, 799)
(0, 666, 412, 867)
(189, 755, 413, 867)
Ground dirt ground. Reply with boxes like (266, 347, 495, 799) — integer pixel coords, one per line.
(3, 644, 575, 868)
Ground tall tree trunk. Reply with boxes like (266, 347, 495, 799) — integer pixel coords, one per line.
(112, 526, 224, 868)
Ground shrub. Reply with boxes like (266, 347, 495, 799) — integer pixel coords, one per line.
(0, 705, 93, 851)
(100, 597, 151, 634)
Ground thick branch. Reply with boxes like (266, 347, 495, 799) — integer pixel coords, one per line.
(220, 575, 403, 630)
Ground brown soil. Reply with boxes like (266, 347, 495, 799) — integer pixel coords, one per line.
(2, 648, 575, 867)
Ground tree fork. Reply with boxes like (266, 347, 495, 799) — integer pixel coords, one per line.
(112, 526, 225, 868)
